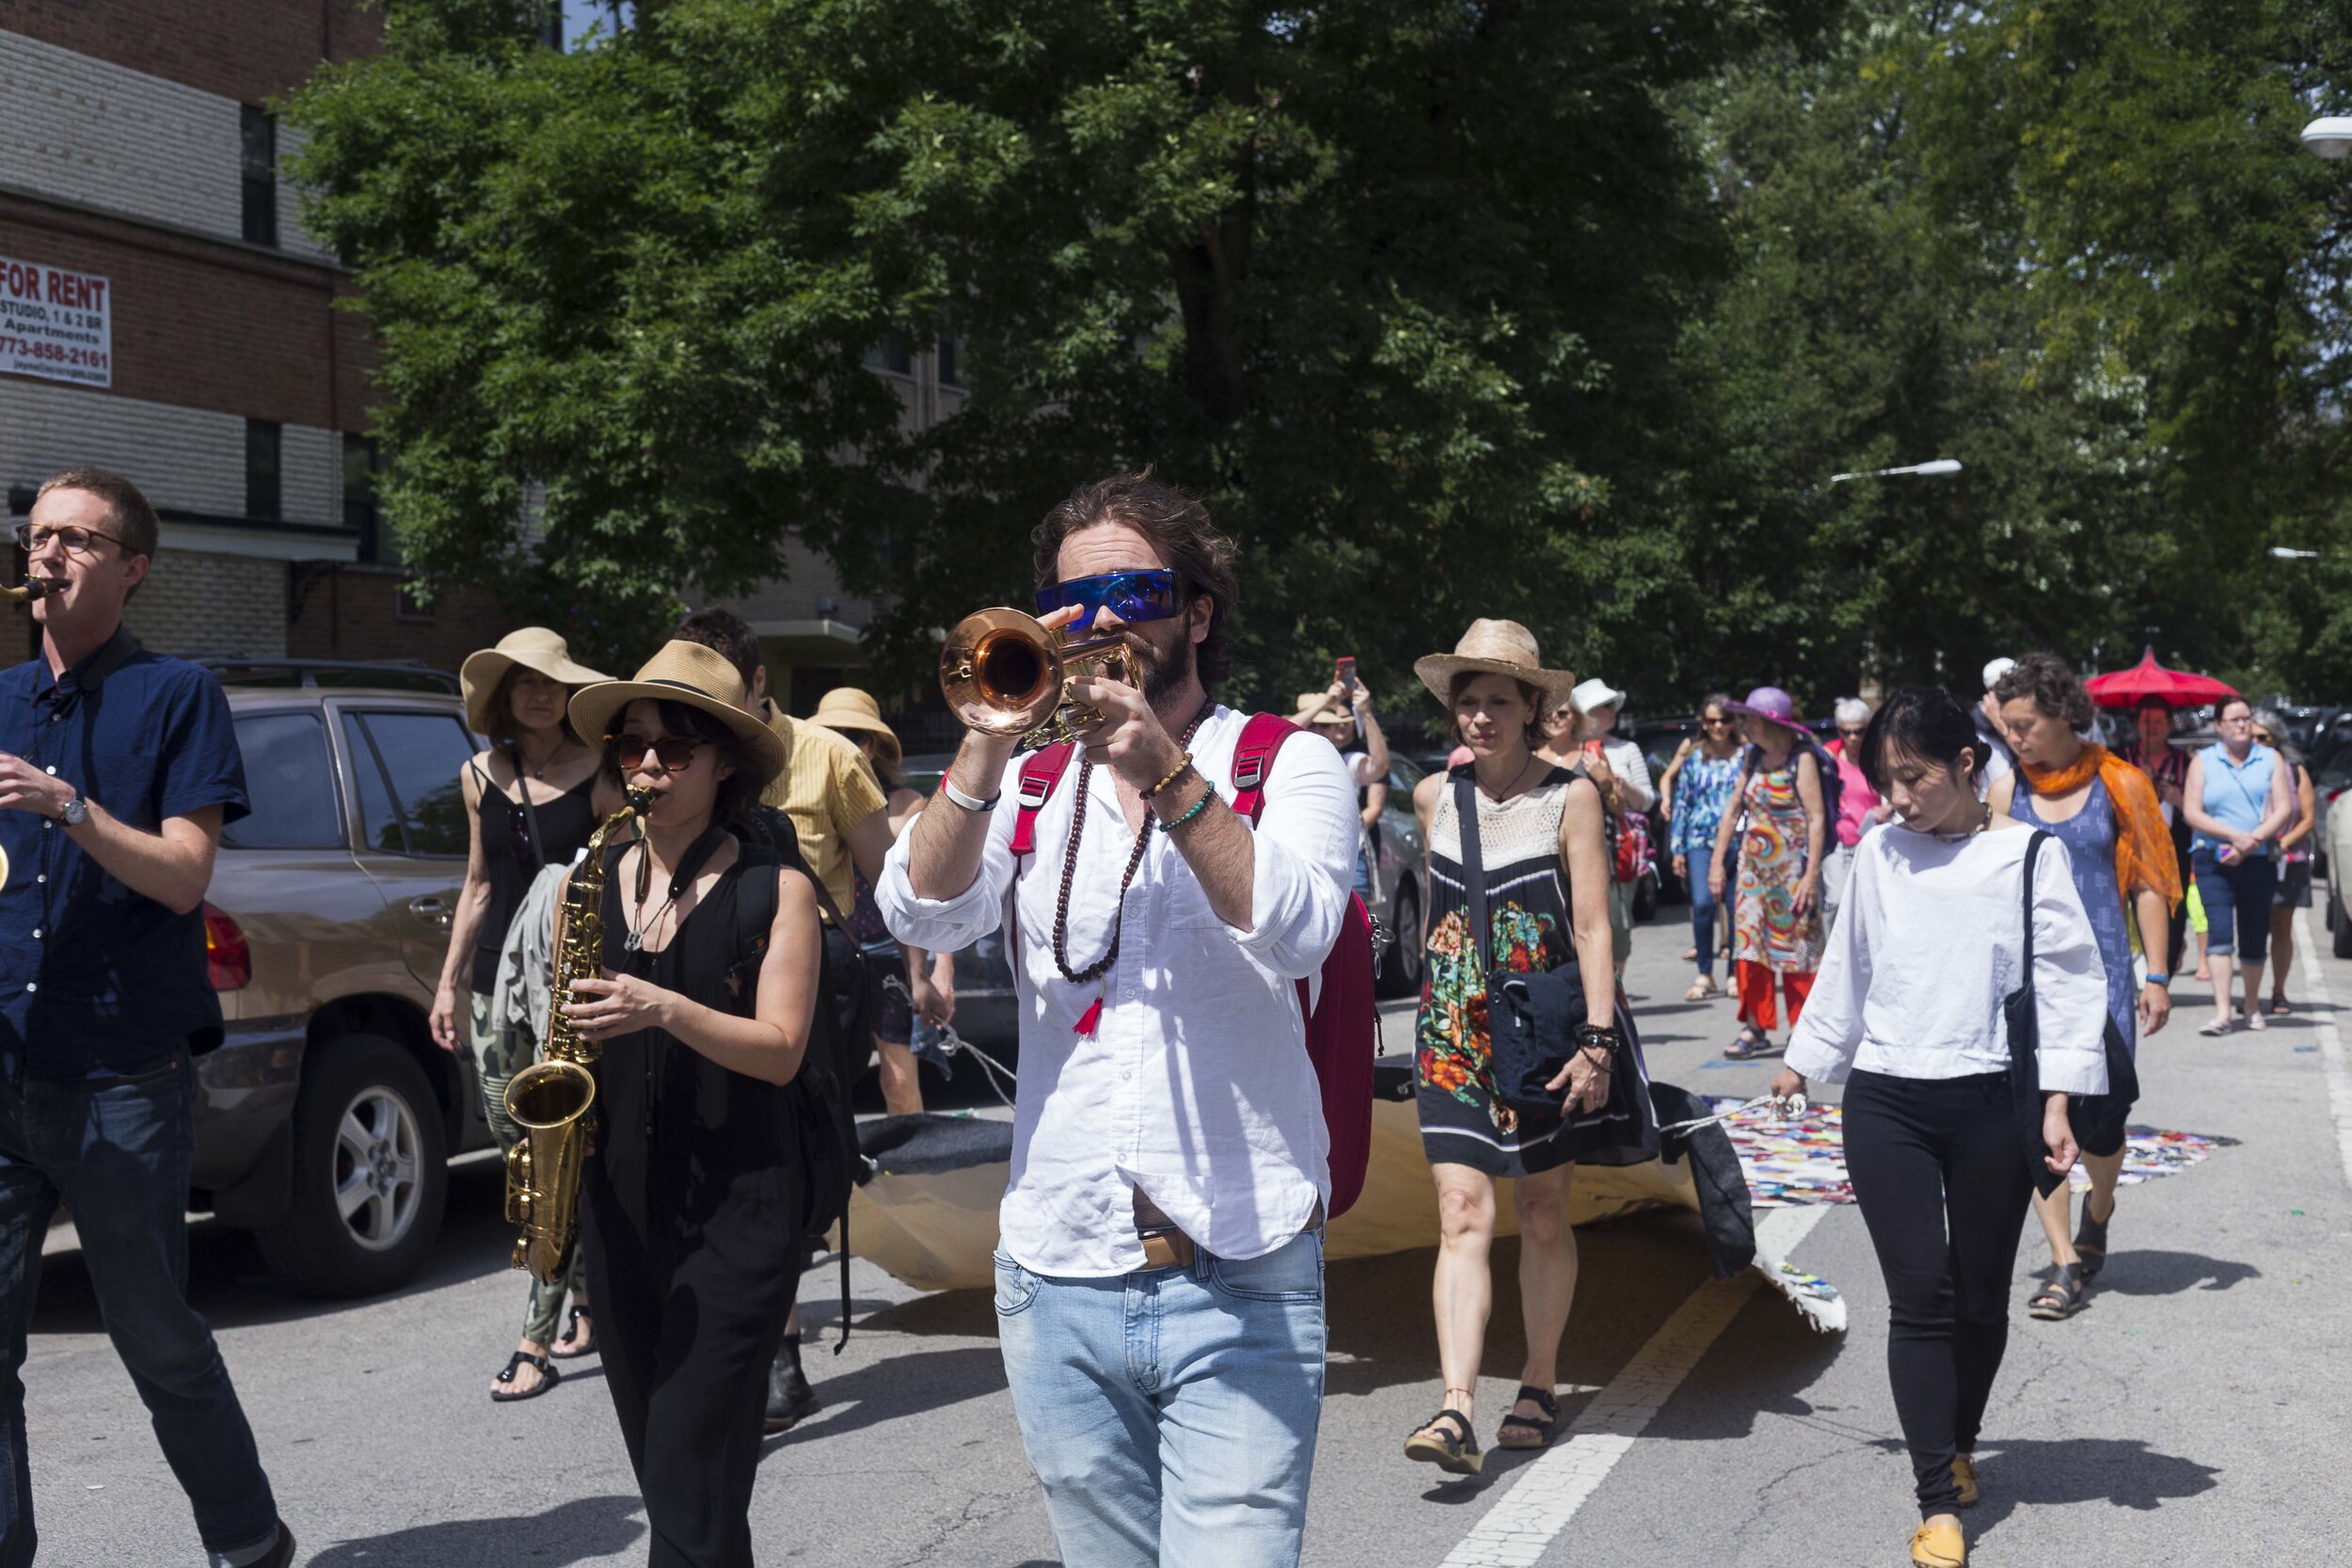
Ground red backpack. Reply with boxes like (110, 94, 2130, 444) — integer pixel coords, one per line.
(1009, 713, 1377, 1218)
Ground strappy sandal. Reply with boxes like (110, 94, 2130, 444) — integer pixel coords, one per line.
(2197, 1017, 2233, 1037)
(2074, 1198, 2112, 1278)
(1684, 977, 1716, 1002)
(1722, 1028, 1768, 1060)
(549, 1307, 596, 1359)
(2026, 1263, 2088, 1321)
(2270, 993, 2293, 1017)
(1495, 1385, 1562, 1450)
(1404, 1408, 1484, 1476)
(490, 1351, 559, 1402)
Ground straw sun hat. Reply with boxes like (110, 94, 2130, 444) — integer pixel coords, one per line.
(566, 641, 788, 787)
(1413, 619, 1579, 708)
(809, 687, 901, 766)
(458, 627, 611, 736)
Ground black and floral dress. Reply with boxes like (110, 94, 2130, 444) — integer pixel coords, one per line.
(1415, 764, 1660, 1176)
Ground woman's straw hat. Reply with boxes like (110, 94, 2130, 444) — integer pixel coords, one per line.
(566, 641, 787, 788)
(1413, 619, 1579, 707)
(458, 627, 611, 735)
(810, 687, 900, 766)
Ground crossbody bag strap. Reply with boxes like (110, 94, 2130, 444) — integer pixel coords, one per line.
(505, 746, 549, 872)
(1454, 773, 1491, 986)
(2019, 827, 2048, 1022)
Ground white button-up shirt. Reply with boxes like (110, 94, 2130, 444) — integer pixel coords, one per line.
(877, 707, 1359, 1276)
(1786, 822, 2110, 1094)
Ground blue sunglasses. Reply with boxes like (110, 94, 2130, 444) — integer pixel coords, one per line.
(1034, 569, 1181, 632)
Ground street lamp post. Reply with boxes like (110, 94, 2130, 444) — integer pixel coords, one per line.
(2303, 117, 2352, 160)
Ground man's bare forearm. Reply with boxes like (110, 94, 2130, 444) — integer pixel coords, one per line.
(1156, 778, 1256, 930)
(69, 805, 219, 915)
(907, 732, 1015, 901)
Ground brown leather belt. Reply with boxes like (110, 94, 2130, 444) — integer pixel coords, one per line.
(1133, 1189, 1324, 1272)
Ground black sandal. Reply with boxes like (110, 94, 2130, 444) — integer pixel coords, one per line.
(549, 1306, 596, 1359)
(2027, 1262, 2088, 1321)
(2074, 1199, 2112, 1278)
(1495, 1385, 1562, 1450)
(1404, 1408, 1484, 1476)
(490, 1351, 559, 1402)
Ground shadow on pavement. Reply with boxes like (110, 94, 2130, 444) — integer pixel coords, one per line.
(2082, 1249, 2262, 1297)
(1945, 1437, 2221, 1532)
(762, 1345, 1009, 1452)
(305, 1494, 645, 1565)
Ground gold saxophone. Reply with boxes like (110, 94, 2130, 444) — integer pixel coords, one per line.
(501, 787, 650, 1283)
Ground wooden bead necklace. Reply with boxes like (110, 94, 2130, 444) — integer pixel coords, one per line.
(1050, 702, 1216, 989)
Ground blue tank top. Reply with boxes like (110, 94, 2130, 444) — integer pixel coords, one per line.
(2014, 775, 2135, 1055)
(2193, 742, 2278, 857)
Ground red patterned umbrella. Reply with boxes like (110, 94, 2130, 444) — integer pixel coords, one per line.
(2083, 647, 2239, 710)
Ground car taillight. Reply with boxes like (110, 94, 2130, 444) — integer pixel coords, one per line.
(204, 904, 251, 991)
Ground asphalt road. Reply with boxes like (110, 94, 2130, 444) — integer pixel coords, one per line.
(24, 893, 2352, 1566)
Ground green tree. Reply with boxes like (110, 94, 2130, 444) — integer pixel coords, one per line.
(289, 0, 1827, 705)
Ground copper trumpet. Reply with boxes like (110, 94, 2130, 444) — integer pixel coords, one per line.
(939, 607, 1135, 747)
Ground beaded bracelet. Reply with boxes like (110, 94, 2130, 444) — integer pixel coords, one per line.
(1164, 793, 1213, 831)
(1141, 753, 1195, 800)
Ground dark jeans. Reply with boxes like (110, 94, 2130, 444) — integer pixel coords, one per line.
(2192, 848, 2278, 963)
(1842, 1069, 2034, 1518)
(0, 1051, 278, 1565)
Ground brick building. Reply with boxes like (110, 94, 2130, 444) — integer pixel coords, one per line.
(1, 1, 930, 710)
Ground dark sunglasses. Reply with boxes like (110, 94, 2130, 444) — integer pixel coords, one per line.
(1034, 569, 1180, 632)
(1703, 716, 1732, 728)
(608, 734, 704, 772)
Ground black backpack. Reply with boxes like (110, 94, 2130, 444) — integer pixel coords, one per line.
(733, 805, 864, 1348)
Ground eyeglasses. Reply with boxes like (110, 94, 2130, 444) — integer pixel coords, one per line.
(1702, 716, 1732, 728)
(2252, 731, 2275, 744)
(1034, 569, 1180, 632)
(2217, 713, 2253, 727)
(1838, 724, 1867, 738)
(608, 735, 704, 772)
(15, 523, 124, 557)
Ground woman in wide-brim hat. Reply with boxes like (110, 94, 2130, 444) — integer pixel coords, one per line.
(437, 626, 618, 1403)
(1401, 619, 1658, 1480)
(808, 686, 953, 1117)
(1708, 685, 1829, 1060)
(559, 640, 819, 1564)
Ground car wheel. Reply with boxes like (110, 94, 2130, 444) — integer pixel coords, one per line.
(1378, 882, 1424, 999)
(254, 1033, 448, 1298)
(2334, 887, 2352, 960)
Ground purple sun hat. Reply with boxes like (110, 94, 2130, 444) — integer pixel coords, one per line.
(1723, 685, 1806, 733)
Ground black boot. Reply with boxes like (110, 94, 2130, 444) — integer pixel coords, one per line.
(764, 1332, 818, 1433)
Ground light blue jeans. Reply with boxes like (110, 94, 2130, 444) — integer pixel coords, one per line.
(993, 1227, 1327, 1568)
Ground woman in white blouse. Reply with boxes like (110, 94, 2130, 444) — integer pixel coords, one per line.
(1769, 686, 2106, 1568)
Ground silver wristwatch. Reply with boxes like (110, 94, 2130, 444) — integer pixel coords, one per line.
(58, 793, 88, 827)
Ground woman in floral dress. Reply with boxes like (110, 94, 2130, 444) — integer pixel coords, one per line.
(1709, 686, 1827, 1059)
(1664, 693, 1742, 1000)
(1400, 620, 1659, 1479)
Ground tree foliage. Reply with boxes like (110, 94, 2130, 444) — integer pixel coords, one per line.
(290, 0, 2352, 720)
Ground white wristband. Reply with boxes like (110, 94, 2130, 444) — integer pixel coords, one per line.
(942, 777, 998, 813)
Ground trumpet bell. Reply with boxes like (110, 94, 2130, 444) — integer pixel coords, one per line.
(940, 608, 1061, 736)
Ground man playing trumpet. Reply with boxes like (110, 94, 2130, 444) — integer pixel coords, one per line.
(878, 473, 1359, 1568)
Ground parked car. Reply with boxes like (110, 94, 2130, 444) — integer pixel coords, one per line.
(2325, 757, 2352, 958)
(902, 743, 1431, 1003)
(192, 659, 493, 1298)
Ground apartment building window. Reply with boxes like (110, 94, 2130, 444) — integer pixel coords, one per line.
(241, 107, 278, 246)
(342, 435, 384, 561)
(937, 333, 965, 388)
(246, 420, 282, 522)
(862, 333, 914, 375)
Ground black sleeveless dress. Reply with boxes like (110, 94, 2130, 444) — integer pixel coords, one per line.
(468, 762, 597, 994)
(579, 832, 803, 1568)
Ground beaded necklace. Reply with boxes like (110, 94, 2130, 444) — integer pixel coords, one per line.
(1050, 702, 1216, 992)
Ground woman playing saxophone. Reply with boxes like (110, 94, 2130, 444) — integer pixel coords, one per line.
(557, 640, 821, 1568)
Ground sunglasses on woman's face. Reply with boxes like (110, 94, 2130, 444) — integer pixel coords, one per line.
(1703, 716, 1731, 728)
(2253, 731, 2275, 744)
(609, 735, 704, 773)
(1838, 724, 1867, 739)
(1034, 568, 1180, 632)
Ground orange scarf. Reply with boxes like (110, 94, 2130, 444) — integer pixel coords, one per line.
(2019, 744, 2183, 911)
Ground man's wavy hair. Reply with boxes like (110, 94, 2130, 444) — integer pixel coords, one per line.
(1030, 472, 1239, 693)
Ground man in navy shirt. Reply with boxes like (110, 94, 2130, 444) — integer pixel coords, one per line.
(0, 468, 292, 1568)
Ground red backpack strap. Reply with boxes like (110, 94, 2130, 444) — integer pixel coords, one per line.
(1230, 713, 1301, 825)
(1009, 742, 1078, 860)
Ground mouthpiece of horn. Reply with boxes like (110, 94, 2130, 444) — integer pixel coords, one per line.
(2, 579, 48, 603)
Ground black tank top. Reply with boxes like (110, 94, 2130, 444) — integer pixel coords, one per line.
(589, 834, 800, 1241)
(469, 762, 598, 993)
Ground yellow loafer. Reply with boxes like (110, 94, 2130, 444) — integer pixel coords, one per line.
(1911, 1517, 1966, 1567)
(1951, 1453, 1979, 1508)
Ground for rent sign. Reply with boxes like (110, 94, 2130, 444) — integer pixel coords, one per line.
(0, 257, 112, 388)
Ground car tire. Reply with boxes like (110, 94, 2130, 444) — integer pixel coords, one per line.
(1378, 881, 1424, 999)
(254, 1033, 448, 1298)
(2334, 887, 2352, 960)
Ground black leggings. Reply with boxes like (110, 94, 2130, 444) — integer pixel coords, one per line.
(1842, 1069, 2035, 1517)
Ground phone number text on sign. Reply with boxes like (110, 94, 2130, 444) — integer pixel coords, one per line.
(0, 257, 112, 389)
